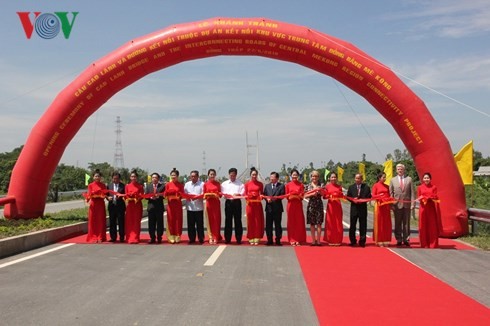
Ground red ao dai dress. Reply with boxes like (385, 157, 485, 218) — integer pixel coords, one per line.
(203, 180, 222, 243)
(417, 182, 442, 248)
(125, 181, 144, 244)
(244, 180, 265, 244)
(86, 181, 107, 243)
(323, 183, 344, 245)
(371, 181, 393, 246)
(165, 181, 185, 243)
(285, 180, 307, 244)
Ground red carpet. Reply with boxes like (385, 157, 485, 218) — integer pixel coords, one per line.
(296, 244, 490, 325)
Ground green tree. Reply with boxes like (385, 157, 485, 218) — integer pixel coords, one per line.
(0, 146, 23, 193)
(50, 164, 88, 191)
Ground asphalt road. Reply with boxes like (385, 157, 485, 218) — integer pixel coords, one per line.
(0, 199, 488, 325)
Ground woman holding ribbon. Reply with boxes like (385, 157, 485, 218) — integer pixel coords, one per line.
(417, 172, 441, 248)
(125, 170, 144, 244)
(203, 168, 222, 244)
(323, 171, 344, 246)
(165, 168, 185, 244)
(304, 170, 324, 246)
(372, 172, 393, 246)
(244, 167, 265, 245)
(86, 169, 107, 243)
(285, 169, 306, 246)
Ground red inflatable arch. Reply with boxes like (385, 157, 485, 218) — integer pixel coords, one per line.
(3, 17, 467, 237)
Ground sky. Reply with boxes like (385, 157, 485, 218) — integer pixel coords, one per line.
(1, 0, 489, 178)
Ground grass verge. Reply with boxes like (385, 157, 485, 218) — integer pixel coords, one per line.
(0, 207, 88, 239)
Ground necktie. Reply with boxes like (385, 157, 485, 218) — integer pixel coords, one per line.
(357, 185, 361, 197)
(272, 183, 275, 190)
(400, 177, 404, 191)
(153, 184, 157, 194)
(113, 184, 118, 203)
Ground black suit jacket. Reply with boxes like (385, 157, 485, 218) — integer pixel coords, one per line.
(347, 183, 371, 216)
(145, 182, 165, 211)
(107, 182, 126, 212)
(263, 182, 285, 214)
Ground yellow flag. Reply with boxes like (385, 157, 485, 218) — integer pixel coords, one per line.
(147, 175, 151, 183)
(383, 160, 393, 185)
(303, 172, 307, 182)
(324, 168, 330, 182)
(85, 173, 90, 186)
(359, 163, 366, 181)
(337, 166, 344, 182)
(454, 140, 473, 185)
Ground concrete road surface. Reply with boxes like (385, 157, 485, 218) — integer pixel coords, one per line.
(0, 198, 488, 326)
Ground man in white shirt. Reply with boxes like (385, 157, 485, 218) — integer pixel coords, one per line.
(221, 167, 245, 244)
(184, 170, 204, 244)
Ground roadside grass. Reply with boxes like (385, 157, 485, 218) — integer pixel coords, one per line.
(0, 207, 88, 239)
(460, 222, 490, 251)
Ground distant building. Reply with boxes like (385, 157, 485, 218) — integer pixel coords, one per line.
(474, 166, 490, 176)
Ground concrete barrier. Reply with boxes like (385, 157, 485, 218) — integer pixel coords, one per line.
(0, 221, 88, 259)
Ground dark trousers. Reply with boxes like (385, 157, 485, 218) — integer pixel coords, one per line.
(266, 211, 282, 243)
(187, 210, 204, 243)
(108, 206, 125, 241)
(224, 199, 243, 243)
(349, 210, 367, 245)
(393, 207, 411, 243)
(148, 208, 164, 241)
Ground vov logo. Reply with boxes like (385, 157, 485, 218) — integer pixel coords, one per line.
(17, 12, 79, 39)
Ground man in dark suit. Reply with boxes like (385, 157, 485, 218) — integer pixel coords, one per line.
(263, 171, 285, 246)
(389, 163, 415, 247)
(347, 173, 371, 247)
(145, 172, 165, 244)
(107, 171, 126, 242)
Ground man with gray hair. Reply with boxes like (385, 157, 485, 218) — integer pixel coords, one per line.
(389, 163, 415, 247)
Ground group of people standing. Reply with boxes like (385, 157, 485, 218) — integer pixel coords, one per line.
(344, 163, 441, 248)
(85, 163, 442, 249)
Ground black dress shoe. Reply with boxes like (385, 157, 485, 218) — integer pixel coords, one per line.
(349, 243, 357, 247)
(396, 241, 402, 247)
(236, 241, 242, 245)
(359, 243, 366, 248)
(266, 241, 273, 246)
(275, 242, 283, 246)
(149, 239, 156, 244)
(108, 239, 116, 242)
(403, 241, 411, 247)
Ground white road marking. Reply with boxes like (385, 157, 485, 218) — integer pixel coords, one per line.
(204, 245, 226, 266)
(0, 243, 75, 269)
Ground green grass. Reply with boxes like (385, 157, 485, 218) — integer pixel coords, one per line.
(460, 222, 490, 251)
(0, 207, 88, 239)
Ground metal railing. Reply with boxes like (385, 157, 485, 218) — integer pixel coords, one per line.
(468, 208, 490, 235)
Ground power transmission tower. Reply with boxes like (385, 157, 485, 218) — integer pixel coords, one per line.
(239, 131, 262, 181)
(202, 150, 207, 177)
(113, 116, 125, 170)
